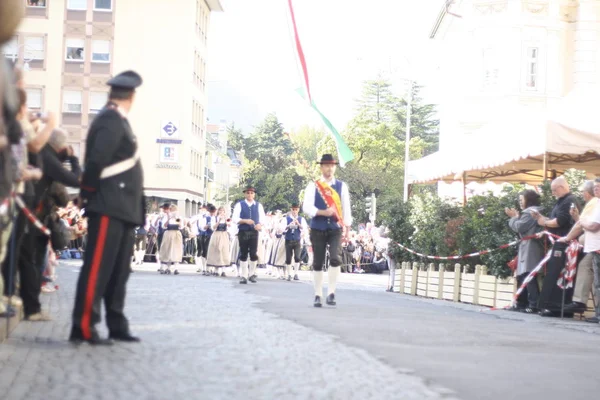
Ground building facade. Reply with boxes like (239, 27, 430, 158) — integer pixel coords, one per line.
(430, 0, 599, 155)
(5, 0, 223, 216)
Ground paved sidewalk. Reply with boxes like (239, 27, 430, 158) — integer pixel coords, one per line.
(0, 262, 455, 400)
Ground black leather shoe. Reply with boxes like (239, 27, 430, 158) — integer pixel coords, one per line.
(539, 309, 553, 317)
(249, 275, 257, 283)
(326, 293, 336, 306)
(109, 333, 141, 342)
(69, 336, 114, 346)
(293, 274, 299, 281)
(314, 296, 322, 308)
(563, 302, 586, 313)
(240, 277, 248, 284)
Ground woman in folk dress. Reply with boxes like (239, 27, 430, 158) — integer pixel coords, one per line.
(206, 206, 231, 277)
(159, 204, 184, 275)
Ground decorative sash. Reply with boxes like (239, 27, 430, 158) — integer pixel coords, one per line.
(315, 180, 344, 228)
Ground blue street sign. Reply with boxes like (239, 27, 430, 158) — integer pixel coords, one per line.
(162, 121, 178, 136)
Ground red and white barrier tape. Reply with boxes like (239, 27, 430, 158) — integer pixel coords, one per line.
(13, 194, 50, 236)
(394, 232, 553, 261)
(557, 240, 582, 289)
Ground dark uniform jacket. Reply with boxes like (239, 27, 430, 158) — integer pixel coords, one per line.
(80, 102, 144, 226)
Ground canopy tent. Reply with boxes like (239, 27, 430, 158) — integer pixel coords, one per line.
(407, 86, 600, 185)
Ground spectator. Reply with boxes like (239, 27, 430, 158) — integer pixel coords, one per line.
(505, 189, 544, 313)
(532, 177, 577, 317)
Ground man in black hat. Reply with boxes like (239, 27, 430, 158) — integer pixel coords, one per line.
(303, 154, 352, 307)
(232, 186, 265, 284)
(70, 70, 145, 345)
(279, 203, 308, 281)
(155, 202, 171, 254)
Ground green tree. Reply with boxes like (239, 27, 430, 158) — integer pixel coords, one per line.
(226, 123, 245, 152)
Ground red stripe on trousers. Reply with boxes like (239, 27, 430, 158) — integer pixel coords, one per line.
(81, 216, 110, 340)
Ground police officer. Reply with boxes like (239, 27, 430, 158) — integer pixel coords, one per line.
(70, 71, 145, 345)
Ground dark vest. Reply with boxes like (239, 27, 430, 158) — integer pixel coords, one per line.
(310, 180, 343, 231)
(205, 215, 214, 236)
(285, 215, 303, 241)
(239, 201, 260, 232)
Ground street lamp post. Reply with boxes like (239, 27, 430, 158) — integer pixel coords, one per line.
(403, 80, 413, 203)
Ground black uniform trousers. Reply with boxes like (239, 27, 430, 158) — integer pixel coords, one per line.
(285, 240, 302, 265)
(310, 229, 342, 272)
(538, 242, 572, 312)
(71, 214, 135, 340)
(238, 230, 259, 262)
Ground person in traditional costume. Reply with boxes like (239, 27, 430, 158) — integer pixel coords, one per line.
(158, 204, 183, 275)
(302, 154, 352, 307)
(279, 203, 308, 281)
(232, 186, 265, 284)
(205, 206, 231, 277)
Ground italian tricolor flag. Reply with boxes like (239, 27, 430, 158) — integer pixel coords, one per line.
(286, 0, 354, 167)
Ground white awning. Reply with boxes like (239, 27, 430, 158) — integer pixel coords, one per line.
(408, 86, 600, 184)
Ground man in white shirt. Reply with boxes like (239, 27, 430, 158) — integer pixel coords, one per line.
(232, 186, 266, 284)
(303, 154, 352, 307)
(279, 203, 308, 281)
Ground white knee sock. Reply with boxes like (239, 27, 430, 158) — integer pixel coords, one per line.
(240, 261, 249, 279)
(293, 262, 300, 275)
(313, 271, 324, 297)
(202, 257, 208, 272)
(249, 261, 257, 277)
(286, 264, 292, 277)
(328, 267, 340, 295)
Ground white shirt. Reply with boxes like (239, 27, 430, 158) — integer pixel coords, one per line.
(190, 215, 201, 236)
(232, 200, 266, 226)
(278, 213, 308, 234)
(302, 176, 352, 227)
(583, 201, 600, 252)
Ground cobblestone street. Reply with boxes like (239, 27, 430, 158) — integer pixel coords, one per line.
(0, 262, 452, 400)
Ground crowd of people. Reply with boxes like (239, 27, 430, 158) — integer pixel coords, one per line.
(132, 203, 393, 280)
(0, 58, 82, 319)
(505, 177, 600, 322)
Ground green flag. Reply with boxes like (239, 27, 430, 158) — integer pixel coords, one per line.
(296, 88, 354, 167)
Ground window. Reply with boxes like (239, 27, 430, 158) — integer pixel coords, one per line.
(63, 90, 82, 113)
(482, 48, 499, 88)
(89, 92, 108, 113)
(25, 88, 42, 109)
(67, 0, 87, 10)
(91, 40, 110, 62)
(65, 38, 85, 61)
(525, 47, 538, 89)
(94, 0, 112, 11)
(25, 37, 44, 60)
(3, 36, 18, 61)
(26, 0, 46, 7)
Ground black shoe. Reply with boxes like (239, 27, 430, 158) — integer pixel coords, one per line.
(287, 275, 291, 281)
(249, 275, 257, 283)
(386, 287, 394, 293)
(69, 335, 114, 346)
(508, 305, 525, 312)
(314, 296, 322, 308)
(524, 307, 538, 314)
(326, 293, 336, 306)
(539, 309, 554, 317)
(563, 302, 586, 313)
(174, 270, 179, 275)
(109, 333, 141, 342)
(240, 277, 248, 284)
(293, 274, 299, 281)
(221, 272, 226, 277)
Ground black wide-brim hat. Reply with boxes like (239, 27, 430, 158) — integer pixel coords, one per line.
(161, 203, 171, 209)
(291, 203, 300, 209)
(243, 186, 256, 193)
(317, 154, 339, 165)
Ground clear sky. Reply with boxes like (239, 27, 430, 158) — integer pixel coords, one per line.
(207, 0, 445, 133)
